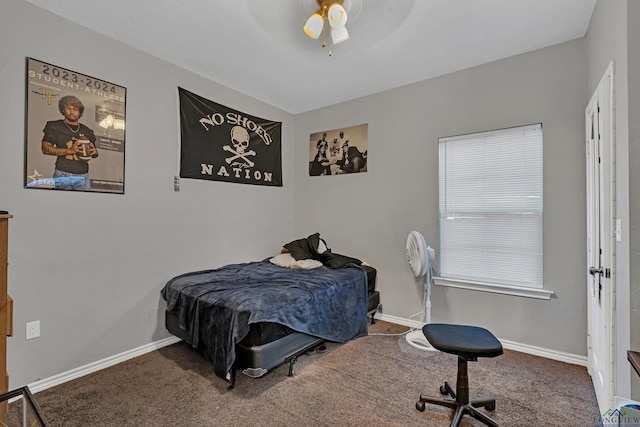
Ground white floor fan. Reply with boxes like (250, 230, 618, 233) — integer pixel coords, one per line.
(405, 231, 436, 351)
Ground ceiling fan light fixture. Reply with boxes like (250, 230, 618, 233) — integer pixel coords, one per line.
(303, 0, 351, 55)
(327, 3, 347, 28)
(330, 25, 349, 44)
(303, 12, 324, 39)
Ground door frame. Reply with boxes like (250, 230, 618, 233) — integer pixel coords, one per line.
(586, 61, 615, 413)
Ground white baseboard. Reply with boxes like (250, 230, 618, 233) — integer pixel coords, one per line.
(26, 314, 587, 394)
(374, 313, 587, 367)
(27, 336, 181, 394)
(376, 313, 425, 330)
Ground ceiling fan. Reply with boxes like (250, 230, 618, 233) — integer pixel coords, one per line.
(302, 0, 361, 55)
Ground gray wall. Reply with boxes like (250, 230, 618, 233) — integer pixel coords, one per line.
(0, 2, 296, 387)
(585, 0, 633, 401)
(294, 39, 588, 355)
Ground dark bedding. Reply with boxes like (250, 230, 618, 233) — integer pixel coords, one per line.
(283, 232, 364, 268)
(161, 260, 369, 379)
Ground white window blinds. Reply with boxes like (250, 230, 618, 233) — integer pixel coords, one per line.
(438, 123, 543, 288)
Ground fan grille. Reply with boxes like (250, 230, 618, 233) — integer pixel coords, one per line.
(406, 231, 428, 277)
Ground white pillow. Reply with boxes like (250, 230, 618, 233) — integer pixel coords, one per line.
(270, 253, 322, 270)
(297, 259, 324, 269)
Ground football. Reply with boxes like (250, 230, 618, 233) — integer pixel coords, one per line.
(76, 138, 92, 161)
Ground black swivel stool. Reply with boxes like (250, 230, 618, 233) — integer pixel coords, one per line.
(416, 323, 504, 427)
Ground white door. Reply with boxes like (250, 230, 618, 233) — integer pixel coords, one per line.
(586, 62, 614, 413)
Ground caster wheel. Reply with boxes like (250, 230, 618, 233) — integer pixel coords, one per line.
(416, 401, 426, 412)
(485, 403, 496, 411)
(440, 385, 448, 395)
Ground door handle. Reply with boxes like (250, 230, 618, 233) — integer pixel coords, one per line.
(589, 266, 611, 278)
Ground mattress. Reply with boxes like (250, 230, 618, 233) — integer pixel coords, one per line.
(166, 265, 379, 348)
(164, 262, 379, 387)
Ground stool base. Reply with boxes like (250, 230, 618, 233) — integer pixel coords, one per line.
(416, 356, 501, 427)
(416, 393, 499, 427)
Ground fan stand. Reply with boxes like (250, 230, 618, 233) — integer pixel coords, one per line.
(405, 231, 436, 351)
(406, 330, 433, 349)
(405, 300, 436, 351)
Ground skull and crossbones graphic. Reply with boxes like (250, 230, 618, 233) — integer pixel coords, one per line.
(223, 126, 256, 167)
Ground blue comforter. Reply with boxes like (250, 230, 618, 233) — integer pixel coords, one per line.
(161, 261, 369, 379)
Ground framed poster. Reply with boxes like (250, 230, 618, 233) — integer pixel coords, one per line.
(24, 58, 126, 193)
(308, 123, 368, 176)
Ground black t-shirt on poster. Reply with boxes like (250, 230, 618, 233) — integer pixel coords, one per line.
(42, 120, 96, 175)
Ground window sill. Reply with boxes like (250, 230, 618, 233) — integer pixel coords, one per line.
(433, 277, 554, 300)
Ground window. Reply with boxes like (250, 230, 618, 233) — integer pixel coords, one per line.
(436, 123, 551, 299)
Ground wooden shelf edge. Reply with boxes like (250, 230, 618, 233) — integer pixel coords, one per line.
(628, 350, 640, 377)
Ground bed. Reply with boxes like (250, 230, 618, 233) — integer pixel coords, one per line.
(161, 233, 381, 389)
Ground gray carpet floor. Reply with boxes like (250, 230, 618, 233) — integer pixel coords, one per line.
(27, 321, 600, 426)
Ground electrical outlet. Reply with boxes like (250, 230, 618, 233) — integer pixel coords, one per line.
(174, 176, 180, 192)
(26, 321, 40, 340)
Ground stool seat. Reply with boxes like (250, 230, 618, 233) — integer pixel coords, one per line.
(423, 324, 503, 359)
(416, 324, 504, 427)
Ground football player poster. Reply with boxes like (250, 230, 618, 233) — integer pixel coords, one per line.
(24, 58, 126, 194)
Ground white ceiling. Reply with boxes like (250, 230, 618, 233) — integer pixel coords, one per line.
(23, 0, 596, 114)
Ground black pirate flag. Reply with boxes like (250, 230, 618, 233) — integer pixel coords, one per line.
(178, 87, 282, 186)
